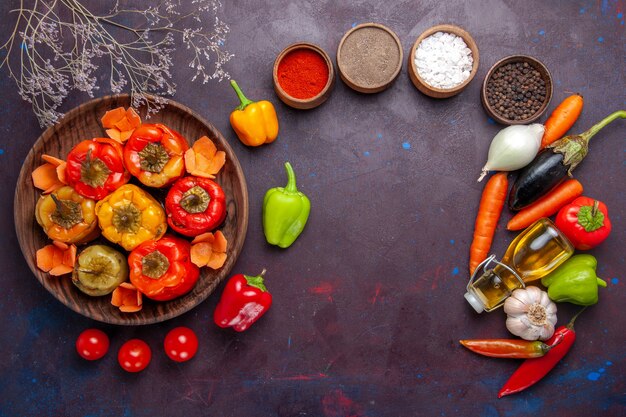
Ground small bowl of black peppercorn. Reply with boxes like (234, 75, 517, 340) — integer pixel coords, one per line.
(481, 55, 553, 125)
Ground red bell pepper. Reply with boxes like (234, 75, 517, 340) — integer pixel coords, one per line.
(128, 235, 200, 301)
(123, 124, 189, 188)
(498, 310, 583, 397)
(165, 176, 227, 237)
(214, 270, 272, 332)
(65, 138, 130, 200)
(555, 196, 612, 250)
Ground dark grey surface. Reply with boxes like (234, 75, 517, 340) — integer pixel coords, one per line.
(0, 1, 624, 416)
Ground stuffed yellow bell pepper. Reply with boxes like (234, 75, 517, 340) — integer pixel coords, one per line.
(229, 80, 279, 147)
(35, 186, 99, 244)
(95, 184, 167, 251)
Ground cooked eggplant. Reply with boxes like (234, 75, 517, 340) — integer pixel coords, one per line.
(508, 150, 569, 211)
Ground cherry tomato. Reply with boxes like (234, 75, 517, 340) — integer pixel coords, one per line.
(76, 329, 109, 361)
(164, 327, 198, 362)
(118, 339, 152, 372)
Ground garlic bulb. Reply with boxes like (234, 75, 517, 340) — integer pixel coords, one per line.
(504, 286, 557, 341)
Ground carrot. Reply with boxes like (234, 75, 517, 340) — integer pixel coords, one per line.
(540, 94, 584, 149)
(469, 172, 508, 274)
(190, 230, 228, 269)
(102, 107, 141, 143)
(184, 136, 226, 179)
(100, 107, 126, 128)
(111, 282, 143, 313)
(36, 241, 77, 276)
(507, 179, 583, 231)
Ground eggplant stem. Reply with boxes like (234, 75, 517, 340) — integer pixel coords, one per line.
(582, 110, 626, 143)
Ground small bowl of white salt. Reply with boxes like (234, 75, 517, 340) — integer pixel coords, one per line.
(408, 24, 479, 98)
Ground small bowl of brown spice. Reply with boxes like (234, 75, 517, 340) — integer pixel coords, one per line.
(481, 55, 553, 124)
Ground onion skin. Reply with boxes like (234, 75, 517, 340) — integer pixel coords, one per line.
(478, 124, 544, 182)
(509, 150, 570, 211)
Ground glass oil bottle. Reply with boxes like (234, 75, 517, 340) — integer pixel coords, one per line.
(464, 218, 574, 313)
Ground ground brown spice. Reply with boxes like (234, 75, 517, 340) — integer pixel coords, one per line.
(339, 26, 401, 87)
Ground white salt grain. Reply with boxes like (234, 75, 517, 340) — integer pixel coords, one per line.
(414, 32, 473, 89)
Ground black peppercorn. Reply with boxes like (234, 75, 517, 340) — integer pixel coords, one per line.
(486, 60, 547, 121)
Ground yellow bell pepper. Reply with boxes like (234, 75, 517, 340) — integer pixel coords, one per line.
(35, 186, 99, 244)
(229, 80, 279, 147)
(95, 184, 167, 251)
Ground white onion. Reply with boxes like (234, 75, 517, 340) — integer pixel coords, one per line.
(478, 124, 544, 181)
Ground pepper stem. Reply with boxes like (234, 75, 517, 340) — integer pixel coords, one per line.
(566, 307, 586, 330)
(244, 269, 267, 292)
(547, 332, 565, 350)
(230, 80, 254, 111)
(591, 200, 599, 218)
(581, 110, 626, 143)
(50, 194, 69, 217)
(284, 162, 297, 193)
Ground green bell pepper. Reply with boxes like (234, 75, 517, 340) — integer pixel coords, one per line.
(263, 162, 310, 248)
(541, 254, 607, 306)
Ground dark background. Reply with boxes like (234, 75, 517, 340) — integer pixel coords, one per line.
(0, 1, 624, 416)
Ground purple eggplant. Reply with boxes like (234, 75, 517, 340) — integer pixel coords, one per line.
(509, 150, 569, 210)
(509, 110, 625, 211)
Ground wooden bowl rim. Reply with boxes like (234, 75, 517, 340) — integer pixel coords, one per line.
(272, 42, 335, 107)
(481, 54, 553, 124)
(408, 24, 480, 95)
(14, 94, 249, 325)
(337, 22, 404, 92)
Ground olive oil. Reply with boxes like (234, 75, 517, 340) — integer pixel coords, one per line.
(464, 218, 574, 313)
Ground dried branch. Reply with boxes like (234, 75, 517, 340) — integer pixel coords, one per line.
(1, 0, 233, 127)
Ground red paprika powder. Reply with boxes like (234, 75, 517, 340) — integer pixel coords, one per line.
(277, 49, 329, 99)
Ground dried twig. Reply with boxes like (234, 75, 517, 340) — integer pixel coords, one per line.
(1, 0, 233, 127)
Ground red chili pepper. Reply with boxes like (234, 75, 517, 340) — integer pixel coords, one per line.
(555, 196, 612, 250)
(65, 138, 130, 200)
(498, 309, 584, 398)
(213, 270, 272, 332)
(460, 339, 552, 359)
(165, 176, 227, 237)
(123, 123, 189, 188)
(128, 235, 200, 301)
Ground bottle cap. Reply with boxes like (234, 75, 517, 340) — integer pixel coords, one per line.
(464, 291, 484, 313)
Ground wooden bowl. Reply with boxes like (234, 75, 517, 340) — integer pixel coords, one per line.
(337, 23, 403, 94)
(408, 24, 479, 98)
(273, 42, 335, 109)
(481, 55, 553, 124)
(14, 95, 249, 325)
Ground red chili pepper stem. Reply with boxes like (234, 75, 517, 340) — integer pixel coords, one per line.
(244, 269, 267, 292)
(565, 307, 586, 330)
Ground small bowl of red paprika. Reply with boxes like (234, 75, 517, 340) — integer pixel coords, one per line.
(273, 42, 335, 110)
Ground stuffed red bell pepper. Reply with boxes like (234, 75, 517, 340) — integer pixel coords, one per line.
(214, 270, 272, 332)
(65, 138, 130, 200)
(128, 235, 199, 301)
(123, 124, 189, 188)
(165, 176, 227, 237)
